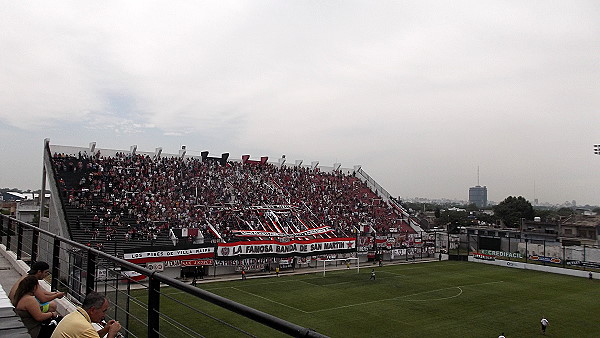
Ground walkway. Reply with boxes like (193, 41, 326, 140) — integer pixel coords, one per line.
(0, 249, 29, 337)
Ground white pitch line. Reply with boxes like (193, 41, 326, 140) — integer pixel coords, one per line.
(403, 287, 463, 302)
(298, 279, 359, 287)
(308, 280, 504, 313)
(166, 276, 351, 295)
(379, 271, 406, 277)
(231, 287, 309, 314)
(199, 278, 300, 291)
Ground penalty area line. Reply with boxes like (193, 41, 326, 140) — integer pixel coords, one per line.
(402, 287, 463, 302)
(231, 287, 309, 314)
(308, 280, 504, 314)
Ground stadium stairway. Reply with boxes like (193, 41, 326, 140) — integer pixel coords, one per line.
(53, 162, 172, 258)
(64, 203, 172, 257)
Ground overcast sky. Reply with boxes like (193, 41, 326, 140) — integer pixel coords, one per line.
(1, 1, 599, 206)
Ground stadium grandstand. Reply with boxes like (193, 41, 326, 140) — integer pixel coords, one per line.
(0, 139, 435, 337)
(44, 140, 423, 259)
(8, 140, 597, 337)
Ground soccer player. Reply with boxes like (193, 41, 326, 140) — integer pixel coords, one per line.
(540, 317, 549, 334)
(370, 269, 375, 280)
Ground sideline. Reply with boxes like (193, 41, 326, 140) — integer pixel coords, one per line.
(468, 256, 596, 279)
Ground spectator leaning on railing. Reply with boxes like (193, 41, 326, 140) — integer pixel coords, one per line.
(9, 261, 64, 314)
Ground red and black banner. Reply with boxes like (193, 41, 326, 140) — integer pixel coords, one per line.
(218, 237, 356, 258)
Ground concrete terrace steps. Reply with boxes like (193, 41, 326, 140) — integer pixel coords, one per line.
(0, 258, 29, 337)
(61, 196, 172, 257)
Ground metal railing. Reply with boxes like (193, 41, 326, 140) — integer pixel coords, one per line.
(0, 214, 327, 338)
(355, 168, 423, 232)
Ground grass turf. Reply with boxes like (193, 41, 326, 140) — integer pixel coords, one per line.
(127, 261, 600, 337)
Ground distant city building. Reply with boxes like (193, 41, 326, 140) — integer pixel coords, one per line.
(469, 185, 487, 208)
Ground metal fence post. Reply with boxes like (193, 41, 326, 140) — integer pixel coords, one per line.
(543, 240, 546, 266)
(6, 218, 12, 251)
(86, 249, 96, 294)
(467, 233, 471, 254)
(31, 227, 39, 263)
(125, 280, 131, 335)
(52, 238, 61, 291)
(525, 239, 528, 264)
(148, 274, 160, 338)
(16, 221, 24, 260)
(456, 234, 460, 256)
(0, 216, 4, 244)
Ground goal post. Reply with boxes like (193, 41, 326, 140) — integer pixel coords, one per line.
(319, 257, 360, 277)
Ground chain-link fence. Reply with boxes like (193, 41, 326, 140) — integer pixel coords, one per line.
(445, 232, 600, 271)
(356, 231, 444, 263)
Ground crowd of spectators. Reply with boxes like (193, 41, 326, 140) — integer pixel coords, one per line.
(52, 151, 413, 245)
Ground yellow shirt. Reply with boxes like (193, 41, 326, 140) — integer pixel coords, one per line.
(51, 307, 100, 338)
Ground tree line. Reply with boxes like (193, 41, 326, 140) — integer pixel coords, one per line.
(402, 196, 600, 231)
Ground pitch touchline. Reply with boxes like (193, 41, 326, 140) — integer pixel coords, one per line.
(231, 287, 309, 314)
(308, 281, 504, 313)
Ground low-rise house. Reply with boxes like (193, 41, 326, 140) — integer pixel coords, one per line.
(560, 215, 600, 246)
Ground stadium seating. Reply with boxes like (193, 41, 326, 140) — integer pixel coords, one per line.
(50, 151, 414, 257)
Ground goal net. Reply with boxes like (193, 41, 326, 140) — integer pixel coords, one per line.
(318, 257, 360, 277)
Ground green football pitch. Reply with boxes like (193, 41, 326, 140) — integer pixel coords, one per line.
(127, 261, 600, 337)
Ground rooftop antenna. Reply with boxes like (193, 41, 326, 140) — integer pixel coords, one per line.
(477, 166, 480, 186)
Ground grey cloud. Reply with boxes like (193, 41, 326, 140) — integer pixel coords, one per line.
(1, 1, 599, 204)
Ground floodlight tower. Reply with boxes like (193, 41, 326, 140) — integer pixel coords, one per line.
(595, 144, 600, 155)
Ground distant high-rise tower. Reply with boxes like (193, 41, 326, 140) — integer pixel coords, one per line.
(469, 186, 487, 208)
(469, 166, 487, 208)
